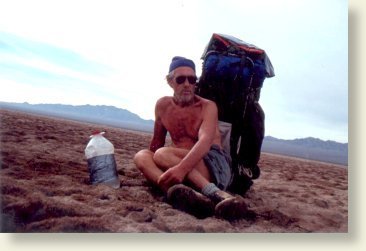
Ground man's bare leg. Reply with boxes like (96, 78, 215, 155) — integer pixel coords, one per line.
(134, 147, 215, 218)
(134, 148, 209, 191)
(153, 147, 211, 191)
(134, 148, 248, 220)
(133, 149, 165, 189)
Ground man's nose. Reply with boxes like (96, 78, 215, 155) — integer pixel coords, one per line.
(183, 78, 192, 86)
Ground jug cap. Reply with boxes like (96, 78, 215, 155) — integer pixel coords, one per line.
(90, 131, 105, 138)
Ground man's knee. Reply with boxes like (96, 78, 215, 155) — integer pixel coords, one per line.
(153, 147, 189, 169)
(153, 147, 179, 167)
(133, 149, 153, 171)
(152, 147, 167, 166)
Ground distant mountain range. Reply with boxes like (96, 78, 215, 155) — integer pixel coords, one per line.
(0, 101, 348, 166)
(262, 136, 347, 166)
(0, 101, 154, 132)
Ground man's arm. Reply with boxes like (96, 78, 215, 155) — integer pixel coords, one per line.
(177, 100, 218, 172)
(149, 99, 167, 152)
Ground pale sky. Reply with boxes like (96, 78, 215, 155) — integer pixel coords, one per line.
(0, 0, 348, 143)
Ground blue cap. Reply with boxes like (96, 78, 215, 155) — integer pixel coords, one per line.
(169, 56, 195, 73)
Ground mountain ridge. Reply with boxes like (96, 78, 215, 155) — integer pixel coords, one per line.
(264, 135, 347, 151)
(0, 101, 154, 132)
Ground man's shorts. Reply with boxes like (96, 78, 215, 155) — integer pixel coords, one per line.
(203, 144, 233, 191)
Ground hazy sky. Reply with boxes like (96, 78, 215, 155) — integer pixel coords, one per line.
(0, 0, 348, 143)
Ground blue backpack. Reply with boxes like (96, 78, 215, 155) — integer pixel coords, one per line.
(196, 33, 275, 194)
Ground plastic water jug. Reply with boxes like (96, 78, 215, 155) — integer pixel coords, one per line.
(84, 131, 120, 189)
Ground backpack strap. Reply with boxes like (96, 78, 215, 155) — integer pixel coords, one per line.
(237, 56, 254, 120)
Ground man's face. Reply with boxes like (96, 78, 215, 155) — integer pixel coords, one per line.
(170, 66, 197, 106)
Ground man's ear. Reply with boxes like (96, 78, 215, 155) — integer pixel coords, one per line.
(166, 77, 174, 88)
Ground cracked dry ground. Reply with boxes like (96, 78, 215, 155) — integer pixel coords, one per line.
(0, 109, 348, 232)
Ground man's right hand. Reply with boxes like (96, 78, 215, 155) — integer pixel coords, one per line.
(157, 165, 187, 191)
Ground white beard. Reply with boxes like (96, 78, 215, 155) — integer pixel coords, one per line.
(174, 91, 195, 106)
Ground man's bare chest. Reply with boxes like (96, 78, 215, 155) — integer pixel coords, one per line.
(161, 107, 203, 142)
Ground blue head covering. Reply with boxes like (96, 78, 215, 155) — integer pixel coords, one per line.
(169, 56, 195, 73)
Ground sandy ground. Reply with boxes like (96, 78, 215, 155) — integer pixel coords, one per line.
(0, 109, 348, 232)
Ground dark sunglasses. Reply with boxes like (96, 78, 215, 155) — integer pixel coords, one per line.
(175, 75, 197, 85)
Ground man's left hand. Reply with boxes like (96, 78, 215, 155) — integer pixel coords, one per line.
(157, 165, 187, 190)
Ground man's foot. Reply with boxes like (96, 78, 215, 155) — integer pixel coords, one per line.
(215, 196, 248, 221)
(167, 184, 215, 219)
(209, 190, 248, 221)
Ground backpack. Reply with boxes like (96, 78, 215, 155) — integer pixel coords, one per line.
(196, 33, 275, 195)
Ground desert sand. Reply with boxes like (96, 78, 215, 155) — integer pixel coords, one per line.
(0, 109, 348, 232)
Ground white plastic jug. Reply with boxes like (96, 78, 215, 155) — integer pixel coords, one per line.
(85, 131, 120, 189)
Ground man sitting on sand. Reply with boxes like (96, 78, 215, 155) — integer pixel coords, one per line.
(133, 56, 248, 220)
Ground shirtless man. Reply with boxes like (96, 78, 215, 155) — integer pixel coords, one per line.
(133, 56, 247, 220)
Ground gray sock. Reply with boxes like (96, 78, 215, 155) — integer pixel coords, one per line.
(202, 183, 220, 197)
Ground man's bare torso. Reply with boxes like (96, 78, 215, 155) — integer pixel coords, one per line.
(155, 95, 221, 150)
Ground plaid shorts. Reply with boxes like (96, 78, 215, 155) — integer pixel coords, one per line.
(203, 144, 233, 191)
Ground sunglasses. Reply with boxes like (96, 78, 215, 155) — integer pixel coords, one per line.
(175, 75, 197, 85)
